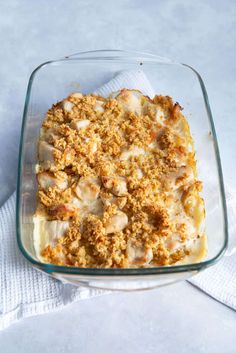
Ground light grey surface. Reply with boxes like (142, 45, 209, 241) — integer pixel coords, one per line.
(0, 0, 235, 352)
(1, 282, 236, 353)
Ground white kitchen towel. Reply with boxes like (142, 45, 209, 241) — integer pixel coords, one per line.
(0, 70, 235, 331)
(0, 192, 108, 331)
(190, 189, 236, 310)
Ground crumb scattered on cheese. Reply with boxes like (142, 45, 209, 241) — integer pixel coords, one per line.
(34, 89, 206, 268)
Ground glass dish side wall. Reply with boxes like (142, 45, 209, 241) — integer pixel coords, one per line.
(16, 50, 227, 290)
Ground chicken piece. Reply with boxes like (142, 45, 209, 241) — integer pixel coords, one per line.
(105, 211, 128, 234)
(40, 127, 59, 142)
(71, 196, 104, 218)
(70, 196, 84, 208)
(100, 193, 127, 209)
(120, 146, 145, 161)
(115, 89, 142, 115)
(89, 198, 104, 216)
(164, 234, 181, 253)
(164, 216, 198, 255)
(75, 177, 101, 202)
(63, 147, 75, 166)
(38, 141, 58, 165)
(163, 166, 194, 191)
(127, 239, 153, 266)
(84, 136, 100, 154)
(33, 218, 69, 249)
(88, 139, 98, 154)
(70, 92, 83, 99)
(94, 100, 104, 113)
(37, 172, 68, 190)
(101, 176, 127, 196)
(62, 100, 74, 112)
(49, 203, 78, 220)
(70, 197, 89, 218)
(136, 168, 144, 180)
(70, 119, 90, 131)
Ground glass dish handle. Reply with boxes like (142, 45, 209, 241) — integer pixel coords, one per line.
(62, 49, 175, 64)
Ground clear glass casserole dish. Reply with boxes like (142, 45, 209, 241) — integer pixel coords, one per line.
(16, 50, 228, 291)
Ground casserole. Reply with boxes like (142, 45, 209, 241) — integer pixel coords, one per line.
(16, 50, 228, 290)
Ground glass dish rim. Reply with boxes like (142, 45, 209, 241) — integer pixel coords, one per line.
(16, 49, 228, 276)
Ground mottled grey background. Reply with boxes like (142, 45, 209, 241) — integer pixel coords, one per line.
(1, 1, 236, 352)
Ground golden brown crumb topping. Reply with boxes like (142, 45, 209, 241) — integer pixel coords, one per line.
(35, 89, 206, 268)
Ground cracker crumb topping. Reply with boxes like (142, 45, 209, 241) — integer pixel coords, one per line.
(35, 89, 206, 268)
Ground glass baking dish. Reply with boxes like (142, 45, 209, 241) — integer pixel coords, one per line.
(16, 50, 228, 291)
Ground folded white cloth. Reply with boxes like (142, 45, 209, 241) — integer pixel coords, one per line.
(190, 190, 236, 310)
(0, 193, 107, 331)
(0, 70, 235, 331)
